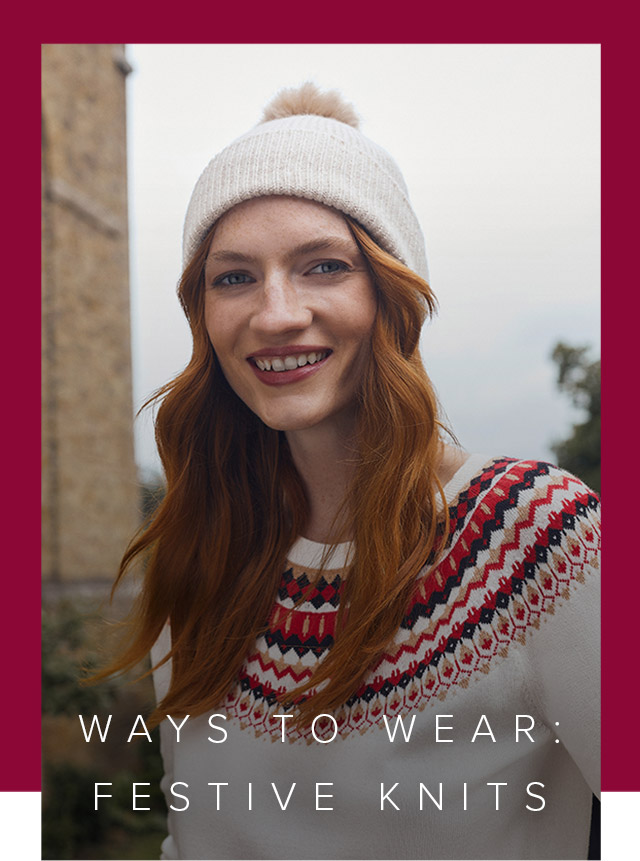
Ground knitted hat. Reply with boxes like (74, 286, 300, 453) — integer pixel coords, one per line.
(182, 83, 429, 282)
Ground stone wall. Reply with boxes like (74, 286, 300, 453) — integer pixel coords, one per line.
(42, 44, 139, 584)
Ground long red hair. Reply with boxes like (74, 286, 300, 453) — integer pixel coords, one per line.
(94, 214, 449, 728)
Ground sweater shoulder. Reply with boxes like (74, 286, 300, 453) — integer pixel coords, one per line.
(443, 456, 599, 548)
(450, 455, 598, 505)
(435, 455, 600, 591)
(383, 457, 601, 708)
(341, 459, 599, 727)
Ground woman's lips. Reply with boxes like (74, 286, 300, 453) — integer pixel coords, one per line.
(248, 351, 332, 386)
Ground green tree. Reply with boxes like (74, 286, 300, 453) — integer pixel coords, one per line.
(550, 342, 600, 493)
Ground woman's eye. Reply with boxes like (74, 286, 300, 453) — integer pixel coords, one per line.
(215, 272, 253, 287)
(308, 260, 347, 275)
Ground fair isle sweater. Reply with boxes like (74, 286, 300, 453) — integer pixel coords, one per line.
(152, 454, 600, 860)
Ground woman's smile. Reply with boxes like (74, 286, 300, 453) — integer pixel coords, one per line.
(204, 196, 377, 433)
(248, 346, 332, 386)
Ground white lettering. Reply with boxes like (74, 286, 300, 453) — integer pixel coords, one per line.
(419, 783, 443, 810)
(471, 715, 496, 743)
(207, 783, 229, 810)
(526, 782, 546, 811)
(170, 782, 189, 811)
(435, 714, 454, 742)
(272, 782, 296, 810)
(207, 713, 228, 743)
(167, 714, 190, 742)
(273, 713, 293, 743)
(380, 782, 400, 810)
(79, 714, 112, 742)
(311, 714, 338, 743)
(316, 783, 334, 811)
(515, 714, 536, 742)
(127, 715, 152, 743)
(383, 714, 416, 742)
(133, 782, 151, 811)
(94, 783, 112, 810)
(487, 782, 507, 809)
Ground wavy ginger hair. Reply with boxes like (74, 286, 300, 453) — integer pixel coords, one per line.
(99, 213, 449, 728)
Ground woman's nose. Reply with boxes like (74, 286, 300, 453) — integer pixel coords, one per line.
(249, 276, 313, 334)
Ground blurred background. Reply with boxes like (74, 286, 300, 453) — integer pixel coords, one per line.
(41, 44, 600, 859)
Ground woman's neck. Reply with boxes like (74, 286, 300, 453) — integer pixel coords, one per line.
(285, 417, 359, 543)
(286, 420, 469, 544)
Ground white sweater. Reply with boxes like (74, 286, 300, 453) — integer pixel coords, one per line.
(152, 455, 600, 859)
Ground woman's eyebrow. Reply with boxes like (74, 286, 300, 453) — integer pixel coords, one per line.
(282, 237, 359, 262)
(206, 237, 359, 267)
(206, 249, 257, 265)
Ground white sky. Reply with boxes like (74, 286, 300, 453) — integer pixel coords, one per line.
(126, 44, 600, 477)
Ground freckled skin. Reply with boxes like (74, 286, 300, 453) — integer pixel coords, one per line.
(204, 196, 377, 435)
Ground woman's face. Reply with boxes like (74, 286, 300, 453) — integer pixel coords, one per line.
(204, 196, 377, 434)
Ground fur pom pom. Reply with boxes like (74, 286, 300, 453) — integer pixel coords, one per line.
(261, 82, 360, 128)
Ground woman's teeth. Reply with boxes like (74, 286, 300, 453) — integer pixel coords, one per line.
(254, 351, 328, 372)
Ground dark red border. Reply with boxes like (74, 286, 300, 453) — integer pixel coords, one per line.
(599, 34, 633, 791)
(6, 5, 630, 797)
(5, 31, 42, 792)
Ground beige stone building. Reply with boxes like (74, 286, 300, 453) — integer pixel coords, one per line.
(42, 44, 139, 589)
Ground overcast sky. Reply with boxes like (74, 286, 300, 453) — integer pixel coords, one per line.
(125, 44, 600, 477)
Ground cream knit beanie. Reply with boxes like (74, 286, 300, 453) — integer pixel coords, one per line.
(182, 83, 429, 282)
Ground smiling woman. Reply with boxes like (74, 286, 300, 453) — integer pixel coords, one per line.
(203, 197, 377, 442)
(97, 83, 600, 860)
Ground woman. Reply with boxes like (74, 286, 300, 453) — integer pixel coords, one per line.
(108, 84, 600, 859)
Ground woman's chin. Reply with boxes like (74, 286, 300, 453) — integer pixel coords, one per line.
(256, 402, 359, 437)
(259, 413, 322, 433)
